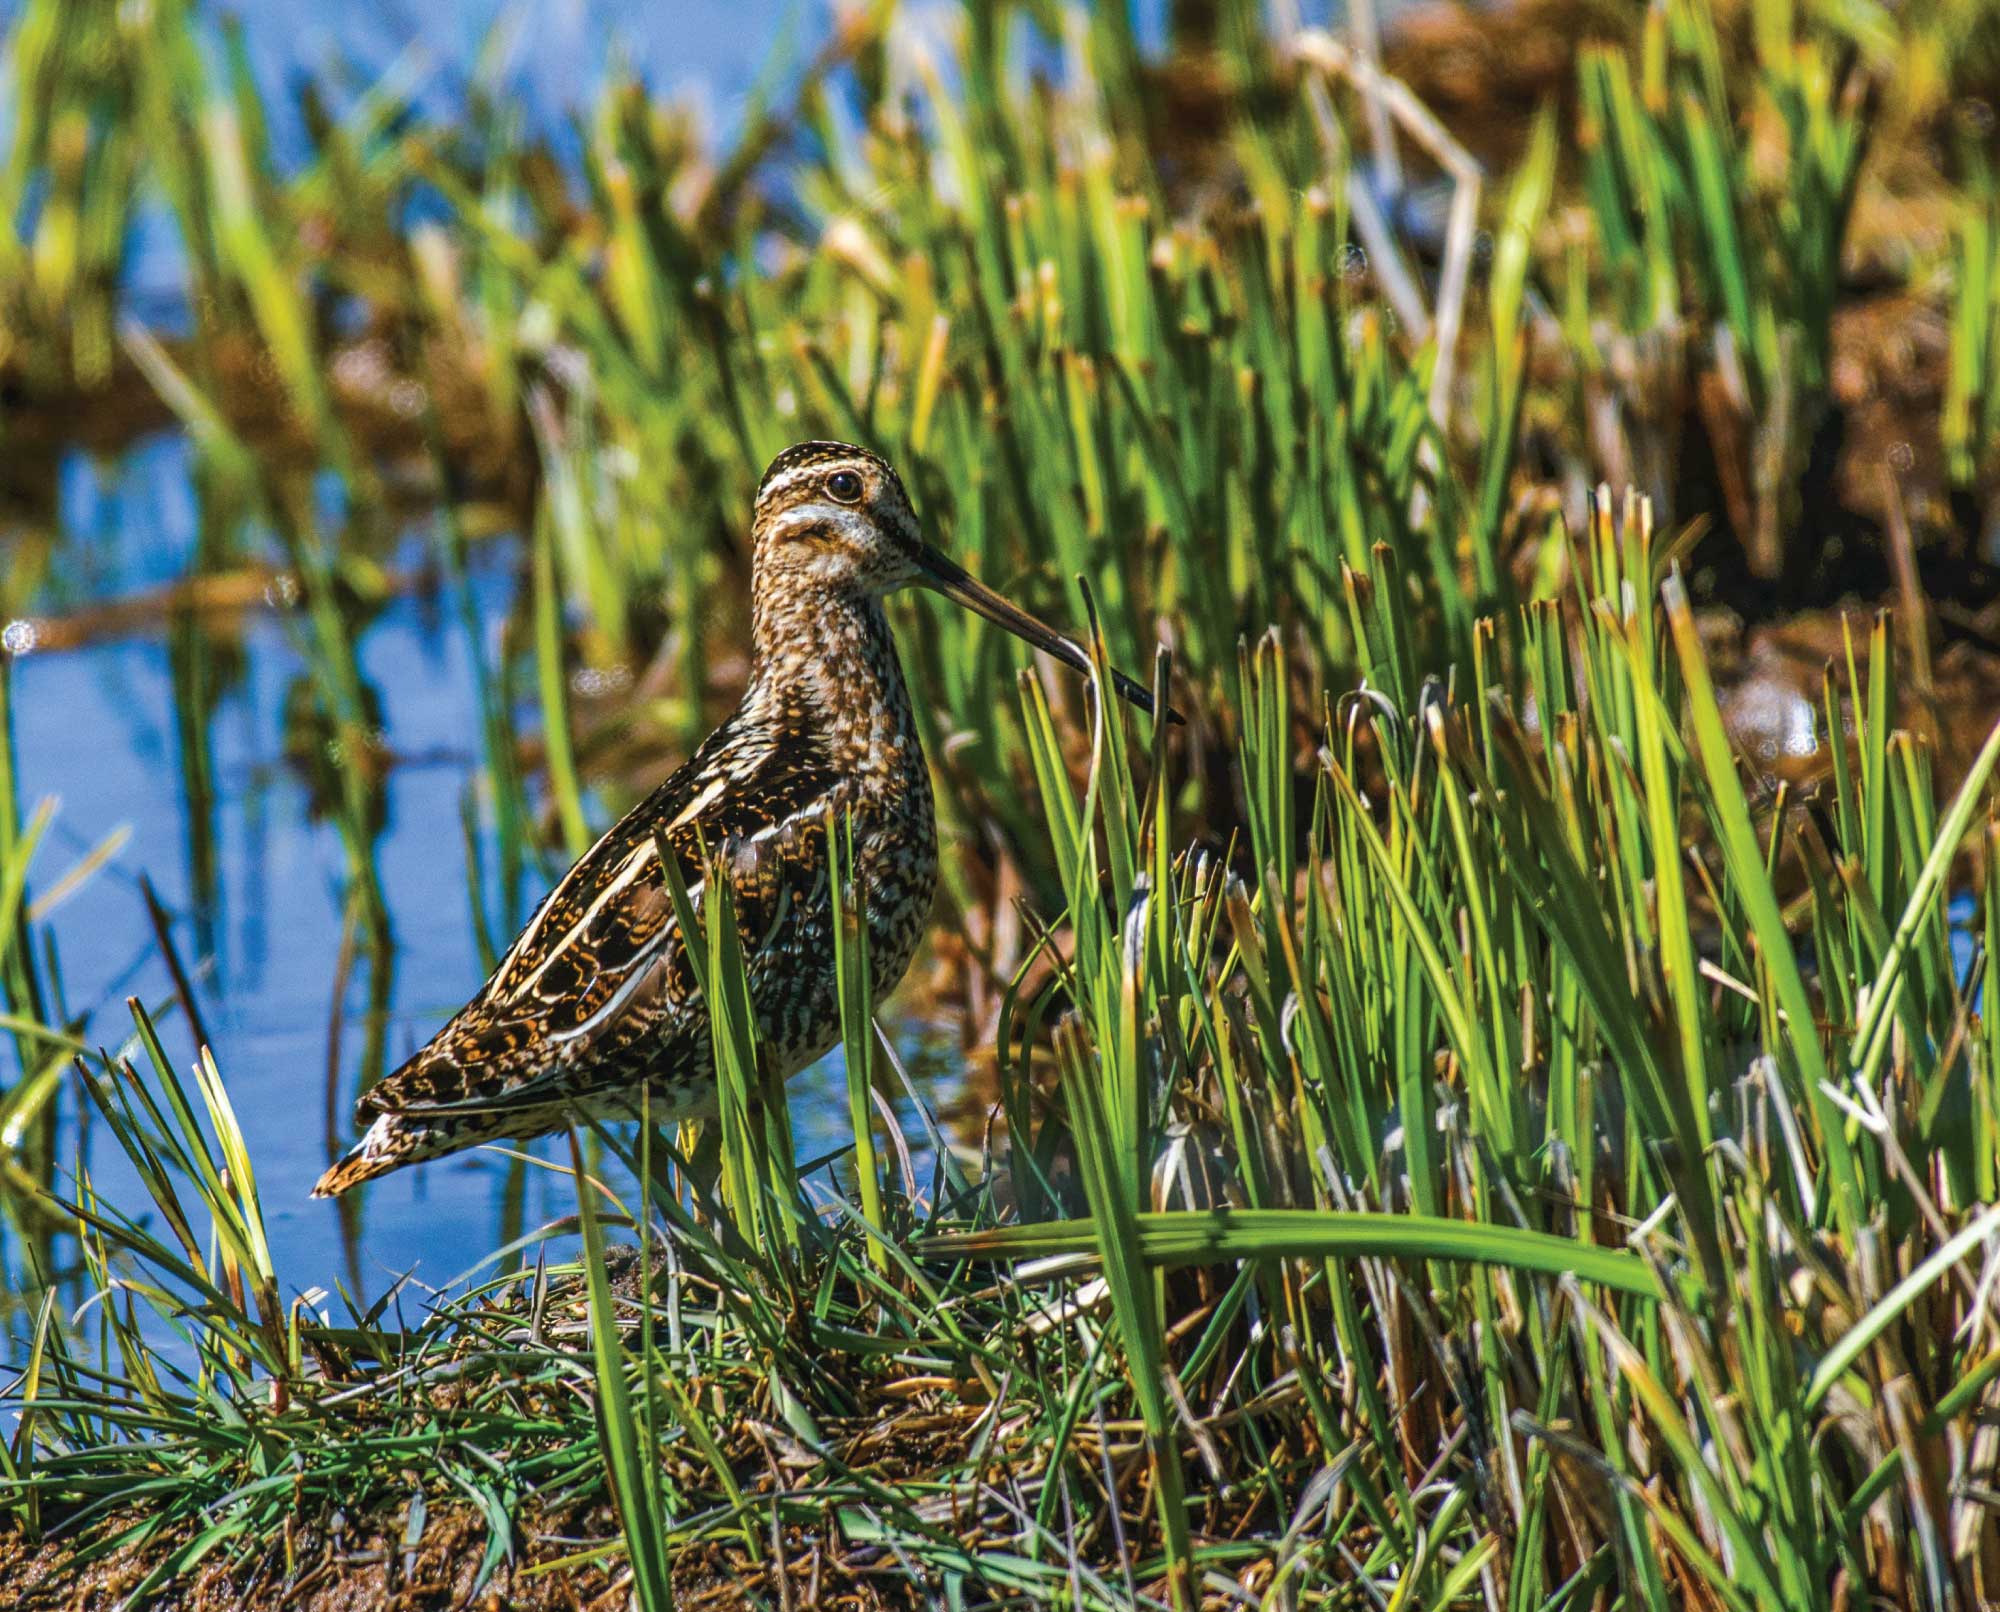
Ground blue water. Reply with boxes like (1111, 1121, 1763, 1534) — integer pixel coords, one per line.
(13, 459, 522, 1289)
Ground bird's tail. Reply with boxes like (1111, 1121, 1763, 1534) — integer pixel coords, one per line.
(312, 1109, 490, 1198)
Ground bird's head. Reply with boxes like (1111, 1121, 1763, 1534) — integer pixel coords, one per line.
(751, 440, 1170, 719)
(752, 440, 927, 596)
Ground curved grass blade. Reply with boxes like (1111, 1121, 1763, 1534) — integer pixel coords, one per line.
(923, 1209, 1665, 1302)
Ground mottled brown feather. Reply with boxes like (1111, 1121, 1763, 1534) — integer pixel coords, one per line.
(313, 441, 942, 1197)
(359, 718, 849, 1119)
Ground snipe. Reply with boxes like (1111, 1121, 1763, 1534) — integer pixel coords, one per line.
(315, 441, 1162, 1196)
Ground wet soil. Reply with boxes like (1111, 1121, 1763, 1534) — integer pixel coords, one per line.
(2, 1506, 623, 1612)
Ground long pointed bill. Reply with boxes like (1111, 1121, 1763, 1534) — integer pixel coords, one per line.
(914, 544, 1178, 722)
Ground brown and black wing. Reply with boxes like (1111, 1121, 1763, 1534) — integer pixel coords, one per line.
(356, 715, 843, 1121)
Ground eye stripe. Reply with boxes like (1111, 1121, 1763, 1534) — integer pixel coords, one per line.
(756, 465, 833, 507)
(754, 446, 923, 543)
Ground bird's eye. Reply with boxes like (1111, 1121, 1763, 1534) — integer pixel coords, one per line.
(825, 469, 865, 504)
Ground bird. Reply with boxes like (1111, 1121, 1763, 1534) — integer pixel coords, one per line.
(314, 440, 1164, 1197)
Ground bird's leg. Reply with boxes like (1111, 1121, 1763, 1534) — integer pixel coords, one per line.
(635, 1122, 681, 1209)
(678, 1118, 727, 1225)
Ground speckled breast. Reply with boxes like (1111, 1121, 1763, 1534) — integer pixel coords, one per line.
(849, 778, 940, 1016)
(728, 772, 938, 1080)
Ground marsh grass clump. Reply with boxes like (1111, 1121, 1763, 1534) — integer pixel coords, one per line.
(5, 0, 2000, 1605)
